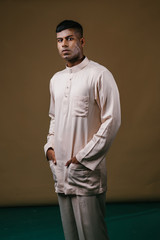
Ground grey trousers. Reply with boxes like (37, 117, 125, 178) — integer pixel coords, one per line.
(58, 193, 109, 240)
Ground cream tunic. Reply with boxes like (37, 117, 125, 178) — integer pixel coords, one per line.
(44, 57, 121, 195)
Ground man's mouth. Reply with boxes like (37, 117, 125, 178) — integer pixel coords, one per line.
(62, 49, 70, 53)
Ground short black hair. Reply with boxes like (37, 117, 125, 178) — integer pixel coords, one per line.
(56, 20, 83, 37)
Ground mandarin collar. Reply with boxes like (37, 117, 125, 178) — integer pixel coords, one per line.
(66, 57, 89, 73)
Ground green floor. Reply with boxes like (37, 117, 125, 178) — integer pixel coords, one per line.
(0, 202, 160, 240)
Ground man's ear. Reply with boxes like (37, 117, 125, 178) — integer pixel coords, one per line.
(80, 37, 85, 47)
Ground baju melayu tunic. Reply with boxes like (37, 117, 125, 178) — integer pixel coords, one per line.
(44, 57, 121, 196)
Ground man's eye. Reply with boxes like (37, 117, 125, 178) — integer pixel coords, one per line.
(57, 39, 62, 43)
(68, 37, 73, 41)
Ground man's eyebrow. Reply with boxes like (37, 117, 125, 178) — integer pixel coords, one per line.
(56, 35, 74, 39)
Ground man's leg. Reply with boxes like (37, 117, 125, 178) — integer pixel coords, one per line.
(71, 192, 109, 240)
(58, 193, 79, 240)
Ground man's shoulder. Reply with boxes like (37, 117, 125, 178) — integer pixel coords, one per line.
(49, 68, 67, 85)
(88, 59, 113, 77)
(52, 68, 67, 79)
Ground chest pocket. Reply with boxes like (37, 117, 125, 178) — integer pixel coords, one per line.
(72, 96, 89, 117)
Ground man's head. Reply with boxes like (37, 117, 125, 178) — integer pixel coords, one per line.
(56, 20, 85, 66)
(56, 20, 83, 38)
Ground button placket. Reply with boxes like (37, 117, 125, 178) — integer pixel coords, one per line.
(65, 81, 70, 96)
(63, 74, 73, 113)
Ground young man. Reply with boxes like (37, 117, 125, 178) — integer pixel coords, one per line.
(44, 20, 121, 240)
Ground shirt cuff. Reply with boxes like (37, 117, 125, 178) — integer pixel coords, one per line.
(76, 152, 103, 171)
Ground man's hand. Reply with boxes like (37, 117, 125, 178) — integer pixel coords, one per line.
(47, 148, 57, 165)
(65, 156, 80, 168)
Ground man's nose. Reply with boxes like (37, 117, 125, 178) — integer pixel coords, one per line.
(62, 39, 68, 47)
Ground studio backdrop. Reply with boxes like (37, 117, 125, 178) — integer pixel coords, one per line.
(0, 0, 159, 206)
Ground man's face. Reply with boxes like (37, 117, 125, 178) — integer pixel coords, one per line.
(56, 28, 85, 62)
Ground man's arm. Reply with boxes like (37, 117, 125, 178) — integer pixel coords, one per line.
(44, 80, 57, 164)
(75, 69, 121, 171)
(65, 156, 79, 167)
(47, 148, 57, 165)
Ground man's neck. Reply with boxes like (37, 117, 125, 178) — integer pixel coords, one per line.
(66, 56, 85, 68)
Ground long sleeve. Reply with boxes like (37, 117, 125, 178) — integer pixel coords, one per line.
(44, 80, 55, 156)
(76, 70, 121, 171)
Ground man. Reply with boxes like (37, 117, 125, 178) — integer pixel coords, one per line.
(44, 20, 121, 240)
